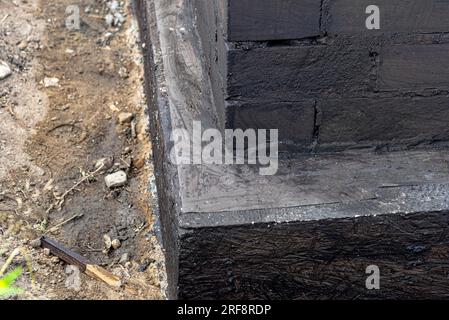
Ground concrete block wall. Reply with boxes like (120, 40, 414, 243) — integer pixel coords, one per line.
(194, 0, 449, 152)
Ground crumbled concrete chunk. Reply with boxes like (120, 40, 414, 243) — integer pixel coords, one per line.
(105, 170, 127, 188)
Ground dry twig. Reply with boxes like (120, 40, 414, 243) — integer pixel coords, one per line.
(45, 163, 105, 215)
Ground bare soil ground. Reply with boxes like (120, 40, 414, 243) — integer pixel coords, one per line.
(0, 0, 165, 299)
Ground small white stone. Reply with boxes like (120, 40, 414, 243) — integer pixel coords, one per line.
(104, 234, 112, 250)
(109, 0, 120, 11)
(111, 239, 121, 250)
(50, 257, 60, 264)
(105, 170, 127, 188)
(114, 12, 125, 25)
(0, 61, 12, 80)
(43, 77, 60, 88)
(105, 14, 114, 27)
(18, 41, 28, 50)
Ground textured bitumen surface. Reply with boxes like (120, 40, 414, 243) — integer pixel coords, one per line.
(137, 0, 449, 299)
(195, 0, 449, 152)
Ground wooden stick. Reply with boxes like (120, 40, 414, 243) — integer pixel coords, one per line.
(0, 248, 21, 277)
(40, 237, 122, 288)
(47, 213, 84, 234)
(85, 265, 121, 288)
(45, 163, 104, 214)
(0, 247, 36, 286)
(41, 237, 88, 272)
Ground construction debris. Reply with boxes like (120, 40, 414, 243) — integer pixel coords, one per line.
(105, 170, 127, 188)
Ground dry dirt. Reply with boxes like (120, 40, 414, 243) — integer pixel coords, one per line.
(0, 0, 165, 299)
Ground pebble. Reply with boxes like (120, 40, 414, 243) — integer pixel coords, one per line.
(104, 234, 112, 250)
(114, 12, 125, 25)
(105, 170, 128, 188)
(118, 112, 134, 124)
(43, 77, 60, 88)
(108, 0, 120, 11)
(30, 238, 42, 248)
(105, 14, 114, 27)
(111, 239, 121, 250)
(50, 257, 60, 264)
(18, 41, 28, 50)
(118, 66, 128, 78)
(0, 60, 12, 80)
(43, 248, 51, 256)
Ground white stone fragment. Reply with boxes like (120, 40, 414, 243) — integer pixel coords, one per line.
(0, 61, 12, 80)
(44, 77, 60, 88)
(105, 170, 127, 188)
